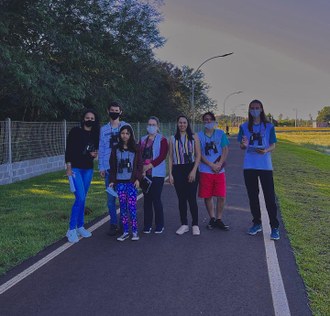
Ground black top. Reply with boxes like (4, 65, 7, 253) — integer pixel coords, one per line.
(65, 127, 97, 169)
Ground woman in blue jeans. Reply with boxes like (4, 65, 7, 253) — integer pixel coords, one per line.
(65, 109, 100, 243)
(139, 116, 168, 234)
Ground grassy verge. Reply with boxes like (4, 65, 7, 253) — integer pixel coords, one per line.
(0, 166, 108, 276)
(273, 139, 330, 316)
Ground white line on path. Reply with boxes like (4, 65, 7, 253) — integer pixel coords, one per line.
(259, 182, 291, 316)
(0, 192, 144, 295)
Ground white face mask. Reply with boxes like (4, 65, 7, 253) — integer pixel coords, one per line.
(147, 125, 157, 135)
(204, 122, 217, 129)
(250, 109, 261, 118)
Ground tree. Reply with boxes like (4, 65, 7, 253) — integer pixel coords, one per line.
(316, 106, 330, 123)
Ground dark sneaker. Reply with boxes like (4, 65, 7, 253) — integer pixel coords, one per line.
(215, 219, 229, 231)
(248, 224, 262, 235)
(207, 218, 216, 230)
(143, 227, 152, 234)
(270, 228, 280, 240)
(107, 224, 118, 236)
(154, 227, 164, 234)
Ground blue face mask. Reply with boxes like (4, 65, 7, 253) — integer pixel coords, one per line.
(147, 125, 157, 135)
(204, 122, 216, 130)
(250, 109, 262, 118)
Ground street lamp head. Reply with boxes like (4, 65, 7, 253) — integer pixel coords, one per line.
(217, 52, 234, 58)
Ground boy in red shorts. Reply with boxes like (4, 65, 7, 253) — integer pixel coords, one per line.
(198, 112, 229, 230)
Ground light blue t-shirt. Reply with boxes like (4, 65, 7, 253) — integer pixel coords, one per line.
(237, 122, 277, 170)
(116, 149, 135, 180)
(198, 129, 229, 174)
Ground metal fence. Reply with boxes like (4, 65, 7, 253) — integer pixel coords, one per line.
(0, 119, 204, 166)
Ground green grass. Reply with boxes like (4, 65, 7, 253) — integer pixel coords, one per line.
(273, 139, 330, 316)
(0, 166, 108, 276)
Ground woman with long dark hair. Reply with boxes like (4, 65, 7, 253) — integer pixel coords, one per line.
(109, 125, 143, 241)
(238, 100, 280, 240)
(65, 108, 100, 243)
(168, 115, 201, 236)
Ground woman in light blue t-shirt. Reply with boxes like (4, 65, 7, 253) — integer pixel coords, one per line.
(237, 100, 280, 241)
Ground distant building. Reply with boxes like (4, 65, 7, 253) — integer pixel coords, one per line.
(313, 121, 329, 128)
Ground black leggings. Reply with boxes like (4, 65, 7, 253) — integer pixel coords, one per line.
(243, 169, 279, 228)
(172, 164, 199, 226)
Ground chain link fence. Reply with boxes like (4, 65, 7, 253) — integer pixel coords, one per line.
(0, 119, 203, 184)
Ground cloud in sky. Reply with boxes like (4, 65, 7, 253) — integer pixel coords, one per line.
(155, 0, 330, 119)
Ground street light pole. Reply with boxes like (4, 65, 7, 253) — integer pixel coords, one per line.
(293, 108, 298, 127)
(191, 53, 233, 128)
(223, 91, 243, 117)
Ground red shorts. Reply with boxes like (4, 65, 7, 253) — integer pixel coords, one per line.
(198, 172, 226, 198)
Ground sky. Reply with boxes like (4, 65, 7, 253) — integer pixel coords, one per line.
(155, 0, 330, 120)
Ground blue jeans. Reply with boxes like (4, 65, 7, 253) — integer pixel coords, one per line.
(105, 169, 118, 225)
(69, 168, 93, 230)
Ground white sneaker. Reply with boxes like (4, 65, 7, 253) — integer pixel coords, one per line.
(192, 225, 200, 236)
(131, 232, 140, 241)
(76, 226, 92, 238)
(117, 232, 130, 241)
(66, 229, 79, 243)
(176, 225, 189, 235)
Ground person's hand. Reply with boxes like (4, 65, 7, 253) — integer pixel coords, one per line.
(241, 136, 249, 148)
(109, 182, 114, 188)
(89, 150, 98, 158)
(143, 163, 153, 173)
(210, 163, 221, 174)
(100, 170, 106, 178)
(66, 165, 73, 177)
(134, 180, 140, 188)
(256, 148, 268, 155)
(214, 162, 224, 173)
(66, 169, 73, 177)
(188, 170, 196, 183)
(169, 174, 174, 185)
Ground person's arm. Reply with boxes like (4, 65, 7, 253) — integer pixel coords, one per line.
(98, 127, 106, 177)
(188, 134, 201, 183)
(215, 133, 229, 168)
(109, 148, 117, 184)
(134, 145, 143, 184)
(168, 137, 174, 185)
(65, 128, 76, 176)
(238, 125, 248, 150)
(149, 137, 168, 168)
(256, 125, 277, 154)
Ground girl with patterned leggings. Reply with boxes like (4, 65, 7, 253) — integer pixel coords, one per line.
(109, 125, 143, 241)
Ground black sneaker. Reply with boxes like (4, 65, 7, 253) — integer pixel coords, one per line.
(215, 219, 229, 231)
(107, 224, 118, 236)
(207, 218, 216, 230)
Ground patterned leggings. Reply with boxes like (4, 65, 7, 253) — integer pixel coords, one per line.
(116, 182, 138, 233)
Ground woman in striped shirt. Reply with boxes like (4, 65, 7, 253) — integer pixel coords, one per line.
(169, 115, 201, 236)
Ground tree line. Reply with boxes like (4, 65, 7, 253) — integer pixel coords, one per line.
(0, 0, 215, 122)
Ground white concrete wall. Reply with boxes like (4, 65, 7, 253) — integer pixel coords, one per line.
(0, 155, 64, 185)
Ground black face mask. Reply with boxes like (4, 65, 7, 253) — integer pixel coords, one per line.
(84, 120, 95, 128)
(109, 112, 120, 120)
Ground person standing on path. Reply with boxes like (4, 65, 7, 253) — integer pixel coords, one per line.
(139, 116, 168, 234)
(65, 109, 100, 243)
(109, 125, 143, 241)
(238, 99, 280, 240)
(198, 112, 230, 231)
(168, 115, 201, 236)
(98, 101, 129, 236)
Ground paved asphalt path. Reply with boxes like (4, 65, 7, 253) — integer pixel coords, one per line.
(0, 139, 311, 316)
